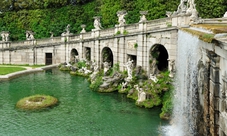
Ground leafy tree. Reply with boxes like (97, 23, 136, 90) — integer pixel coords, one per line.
(195, 0, 227, 18)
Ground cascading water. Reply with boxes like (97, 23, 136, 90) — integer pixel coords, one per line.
(165, 30, 201, 136)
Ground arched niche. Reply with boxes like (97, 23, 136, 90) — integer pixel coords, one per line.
(70, 48, 79, 63)
(101, 47, 113, 67)
(149, 44, 169, 73)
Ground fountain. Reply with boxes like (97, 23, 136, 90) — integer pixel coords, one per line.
(165, 30, 201, 135)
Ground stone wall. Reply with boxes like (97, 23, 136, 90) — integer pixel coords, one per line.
(0, 16, 179, 73)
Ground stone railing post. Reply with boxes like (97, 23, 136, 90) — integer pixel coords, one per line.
(0, 31, 10, 48)
(92, 16, 102, 38)
(115, 10, 127, 34)
(138, 11, 148, 32)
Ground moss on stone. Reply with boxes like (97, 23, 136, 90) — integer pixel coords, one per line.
(16, 94, 58, 110)
(181, 28, 215, 43)
(191, 24, 227, 34)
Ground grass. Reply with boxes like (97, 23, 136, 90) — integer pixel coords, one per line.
(0, 67, 26, 75)
(0, 64, 45, 75)
(16, 94, 58, 110)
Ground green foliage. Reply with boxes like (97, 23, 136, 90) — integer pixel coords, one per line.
(195, 0, 227, 18)
(134, 43, 138, 48)
(0, 0, 225, 41)
(123, 30, 128, 35)
(115, 31, 121, 35)
(76, 60, 86, 69)
(89, 75, 103, 91)
(160, 89, 173, 120)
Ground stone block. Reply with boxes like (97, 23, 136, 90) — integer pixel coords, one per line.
(210, 66, 220, 83)
(209, 80, 220, 97)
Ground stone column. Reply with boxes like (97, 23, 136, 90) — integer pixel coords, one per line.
(208, 51, 220, 136)
(139, 11, 147, 32)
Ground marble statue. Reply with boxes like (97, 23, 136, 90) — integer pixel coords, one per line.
(122, 81, 128, 90)
(1, 32, 5, 42)
(80, 24, 86, 33)
(139, 11, 148, 23)
(26, 31, 35, 40)
(149, 74, 158, 83)
(134, 85, 146, 103)
(90, 66, 99, 83)
(50, 32, 54, 38)
(187, 0, 196, 15)
(66, 24, 70, 34)
(89, 61, 99, 82)
(61, 24, 72, 36)
(117, 11, 127, 27)
(0, 31, 9, 42)
(124, 59, 134, 82)
(177, 0, 188, 14)
(223, 12, 227, 18)
(169, 59, 175, 78)
(166, 11, 173, 17)
(92, 17, 102, 31)
(103, 61, 111, 76)
(150, 59, 158, 76)
(78, 67, 92, 75)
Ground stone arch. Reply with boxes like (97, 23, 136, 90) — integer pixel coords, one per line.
(101, 47, 113, 67)
(149, 44, 169, 73)
(70, 48, 79, 63)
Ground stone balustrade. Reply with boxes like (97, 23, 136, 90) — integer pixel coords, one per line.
(203, 17, 227, 24)
(0, 15, 177, 49)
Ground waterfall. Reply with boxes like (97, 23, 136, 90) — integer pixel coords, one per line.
(164, 30, 201, 136)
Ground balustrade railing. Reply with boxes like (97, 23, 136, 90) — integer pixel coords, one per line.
(146, 18, 172, 30)
(99, 28, 115, 37)
(124, 23, 139, 33)
(1, 17, 173, 48)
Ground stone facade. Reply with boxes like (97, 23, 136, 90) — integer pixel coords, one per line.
(0, 15, 181, 73)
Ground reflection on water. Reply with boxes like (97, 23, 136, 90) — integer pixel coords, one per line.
(0, 69, 168, 136)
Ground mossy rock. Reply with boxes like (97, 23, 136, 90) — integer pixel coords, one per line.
(16, 94, 58, 110)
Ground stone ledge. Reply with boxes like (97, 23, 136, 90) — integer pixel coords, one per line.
(0, 64, 58, 81)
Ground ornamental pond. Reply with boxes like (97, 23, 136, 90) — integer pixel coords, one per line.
(0, 68, 168, 136)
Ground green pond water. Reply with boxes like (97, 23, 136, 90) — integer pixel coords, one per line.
(0, 69, 168, 136)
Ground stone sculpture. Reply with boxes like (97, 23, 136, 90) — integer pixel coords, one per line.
(187, 0, 196, 15)
(177, 0, 188, 14)
(124, 59, 134, 82)
(150, 59, 158, 76)
(66, 24, 70, 34)
(90, 64, 99, 83)
(149, 74, 158, 83)
(1, 31, 10, 42)
(169, 59, 175, 78)
(78, 67, 92, 75)
(223, 12, 227, 18)
(139, 11, 148, 23)
(117, 11, 127, 27)
(121, 81, 128, 90)
(50, 31, 54, 38)
(26, 31, 35, 40)
(134, 85, 146, 103)
(166, 11, 173, 17)
(103, 61, 111, 76)
(80, 24, 86, 33)
(61, 24, 72, 36)
(92, 16, 102, 31)
(100, 71, 122, 89)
